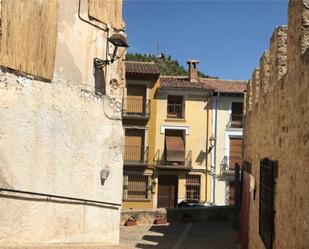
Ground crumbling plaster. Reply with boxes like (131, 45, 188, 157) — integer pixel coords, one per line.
(0, 69, 124, 245)
(0, 1, 126, 244)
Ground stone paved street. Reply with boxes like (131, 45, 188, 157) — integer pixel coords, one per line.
(109, 221, 239, 249)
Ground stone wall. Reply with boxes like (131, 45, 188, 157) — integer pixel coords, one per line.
(121, 206, 236, 225)
(0, 0, 125, 246)
(243, 1, 309, 249)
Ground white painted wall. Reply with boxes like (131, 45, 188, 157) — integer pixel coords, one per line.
(212, 96, 243, 205)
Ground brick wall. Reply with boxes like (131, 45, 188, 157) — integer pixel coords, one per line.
(243, 1, 309, 249)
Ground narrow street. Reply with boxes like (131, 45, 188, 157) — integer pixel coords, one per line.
(115, 221, 238, 249)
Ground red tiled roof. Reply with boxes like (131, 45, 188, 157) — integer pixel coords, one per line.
(199, 78, 247, 93)
(159, 76, 212, 90)
(159, 76, 246, 92)
(125, 61, 160, 76)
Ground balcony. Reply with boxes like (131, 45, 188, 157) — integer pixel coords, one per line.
(219, 156, 242, 180)
(122, 97, 151, 119)
(154, 150, 192, 170)
(124, 145, 149, 166)
(227, 114, 243, 128)
(167, 103, 184, 119)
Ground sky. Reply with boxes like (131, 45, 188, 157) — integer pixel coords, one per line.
(123, 0, 289, 80)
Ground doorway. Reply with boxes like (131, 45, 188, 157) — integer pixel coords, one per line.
(157, 175, 178, 208)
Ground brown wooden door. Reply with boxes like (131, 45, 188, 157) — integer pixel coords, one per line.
(229, 138, 242, 170)
(239, 172, 250, 249)
(157, 175, 178, 208)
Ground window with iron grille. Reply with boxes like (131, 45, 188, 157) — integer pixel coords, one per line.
(259, 158, 277, 249)
(186, 175, 201, 202)
(123, 174, 151, 200)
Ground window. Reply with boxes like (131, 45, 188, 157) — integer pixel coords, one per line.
(230, 102, 243, 128)
(167, 95, 184, 119)
(186, 175, 201, 202)
(123, 174, 151, 200)
(164, 129, 185, 165)
(259, 158, 277, 249)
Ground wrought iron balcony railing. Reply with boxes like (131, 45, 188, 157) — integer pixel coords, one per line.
(227, 114, 243, 128)
(122, 97, 151, 118)
(220, 156, 242, 175)
(154, 149, 192, 169)
(124, 145, 149, 165)
(167, 103, 184, 119)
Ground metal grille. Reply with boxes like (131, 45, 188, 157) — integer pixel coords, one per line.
(127, 175, 148, 200)
(123, 145, 148, 164)
(122, 98, 150, 116)
(259, 158, 277, 249)
(228, 114, 243, 128)
(186, 175, 201, 202)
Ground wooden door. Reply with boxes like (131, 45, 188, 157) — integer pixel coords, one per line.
(229, 138, 242, 170)
(157, 175, 178, 208)
(238, 172, 250, 249)
(127, 84, 146, 113)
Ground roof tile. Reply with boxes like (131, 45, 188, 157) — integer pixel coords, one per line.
(200, 78, 247, 93)
(159, 76, 247, 93)
(159, 76, 212, 90)
(125, 61, 160, 76)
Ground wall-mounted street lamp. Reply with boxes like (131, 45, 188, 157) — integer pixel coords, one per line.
(94, 31, 129, 69)
(93, 31, 129, 95)
(108, 32, 129, 63)
(208, 135, 216, 153)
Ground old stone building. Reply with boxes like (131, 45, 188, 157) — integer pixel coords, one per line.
(242, 0, 309, 249)
(0, 0, 127, 246)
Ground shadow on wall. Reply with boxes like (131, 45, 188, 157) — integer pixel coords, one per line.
(94, 67, 105, 95)
(195, 150, 206, 165)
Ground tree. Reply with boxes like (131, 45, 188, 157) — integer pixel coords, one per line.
(126, 53, 213, 77)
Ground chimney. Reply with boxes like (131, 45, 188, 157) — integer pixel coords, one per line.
(187, 59, 200, 83)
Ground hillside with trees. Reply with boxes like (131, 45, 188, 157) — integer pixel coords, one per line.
(126, 53, 213, 78)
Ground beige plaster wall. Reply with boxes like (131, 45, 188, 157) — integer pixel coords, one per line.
(53, 0, 126, 92)
(0, 0, 125, 246)
(243, 1, 309, 248)
(0, 72, 124, 245)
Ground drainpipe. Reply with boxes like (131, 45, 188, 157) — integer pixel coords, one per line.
(212, 92, 219, 204)
(205, 93, 211, 203)
(78, 0, 126, 33)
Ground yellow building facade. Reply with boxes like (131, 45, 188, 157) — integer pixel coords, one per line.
(152, 75, 213, 208)
(122, 61, 160, 210)
(122, 60, 213, 209)
(122, 60, 246, 210)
